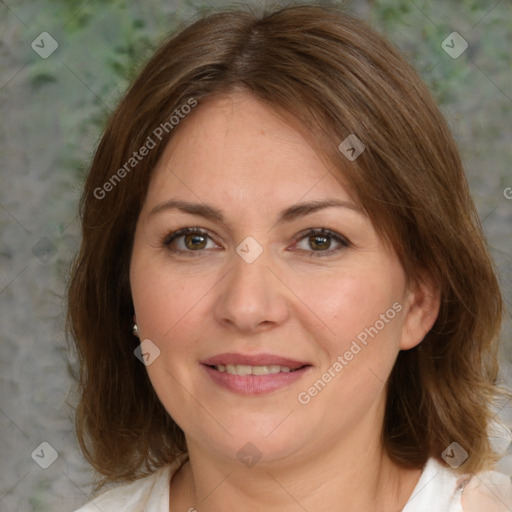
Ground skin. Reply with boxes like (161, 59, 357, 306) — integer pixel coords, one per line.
(130, 92, 441, 512)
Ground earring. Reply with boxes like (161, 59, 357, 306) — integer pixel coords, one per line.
(132, 323, 139, 337)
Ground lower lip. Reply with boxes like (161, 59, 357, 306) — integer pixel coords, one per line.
(202, 364, 311, 395)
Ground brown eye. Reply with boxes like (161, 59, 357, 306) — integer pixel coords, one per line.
(293, 228, 350, 257)
(184, 233, 207, 250)
(163, 227, 220, 255)
(308, 234, 331, 251)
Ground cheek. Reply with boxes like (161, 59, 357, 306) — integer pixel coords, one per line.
(300, 268, 400, 339)
(131, 258, 215, 341)
(300, 266, 405, 396)
(130, 263, 210, 424)
(301, 273, 403, 411)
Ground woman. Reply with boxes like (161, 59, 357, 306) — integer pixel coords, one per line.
(69, 3, 512, 511)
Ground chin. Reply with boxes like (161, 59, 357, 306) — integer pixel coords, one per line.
(186, 412, 313, 466)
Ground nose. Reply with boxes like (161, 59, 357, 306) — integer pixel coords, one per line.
(213, 249, 290, 334)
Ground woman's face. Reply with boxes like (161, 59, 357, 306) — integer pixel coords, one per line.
(130, 92, 435, 467)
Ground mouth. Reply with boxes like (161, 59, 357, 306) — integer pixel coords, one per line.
(200, 353, 312, 395)
(207, 363, 306, 375)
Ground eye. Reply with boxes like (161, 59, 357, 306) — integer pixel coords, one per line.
(162, 227, 220, 254)
(292, 228, 350, 257)
(161, 227, 350, 258)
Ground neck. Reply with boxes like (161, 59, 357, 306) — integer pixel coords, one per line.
(170, 424, 422, 512)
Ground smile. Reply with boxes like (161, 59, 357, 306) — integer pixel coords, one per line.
(201, 353, 312, 395)
(212, 364, 302, 375)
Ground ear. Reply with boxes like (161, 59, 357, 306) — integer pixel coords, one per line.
(399, 274, 441, 351)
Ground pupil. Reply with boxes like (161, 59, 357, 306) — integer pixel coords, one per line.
(185, 233, 206, 250)
(310, 235, 330, 250)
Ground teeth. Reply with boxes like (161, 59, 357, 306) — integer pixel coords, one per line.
(235, 364, 252, 375)
(253, 365, 271, 375)
(214, 364, 299, 375)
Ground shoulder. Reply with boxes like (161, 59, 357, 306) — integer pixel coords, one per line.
(461, 469, 512, 512)
(73, 455, 188, 512)
(403, 457, 511, 512)
(73, 466, 171, 512)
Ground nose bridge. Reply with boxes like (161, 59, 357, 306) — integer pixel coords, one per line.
(228, 244, 273, 301)
(213, 242, 289, 331)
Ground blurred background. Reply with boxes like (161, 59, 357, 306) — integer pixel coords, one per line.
(1, 0, 511, 510)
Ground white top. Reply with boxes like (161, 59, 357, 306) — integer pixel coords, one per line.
(74, 456, 512, 512)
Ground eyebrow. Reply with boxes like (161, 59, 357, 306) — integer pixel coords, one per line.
(148, 198, 363, 225)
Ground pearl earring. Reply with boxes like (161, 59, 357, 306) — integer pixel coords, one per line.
(132, 323, 139, 337)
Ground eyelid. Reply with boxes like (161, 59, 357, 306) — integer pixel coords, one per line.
(291, 227, 351, 257)
(162, 226, 351, 257)
(162, 226, 212, 246)
(294, 227, 350, 246)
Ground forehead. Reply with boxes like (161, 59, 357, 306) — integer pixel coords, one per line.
(144, 92, 354, 209)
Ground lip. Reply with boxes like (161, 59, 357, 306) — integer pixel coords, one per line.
(201, 353, 310, 367)
(201, 353, 312, 395)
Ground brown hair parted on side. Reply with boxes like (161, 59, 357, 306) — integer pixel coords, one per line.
(67, 2, 510, 489)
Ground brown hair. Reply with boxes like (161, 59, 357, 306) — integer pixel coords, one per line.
(67, 2, 509, 488)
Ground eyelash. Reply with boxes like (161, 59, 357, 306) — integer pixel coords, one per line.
(161, 227, 350, 258)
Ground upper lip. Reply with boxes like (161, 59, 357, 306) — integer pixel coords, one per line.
(201, 353, 311, 368)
